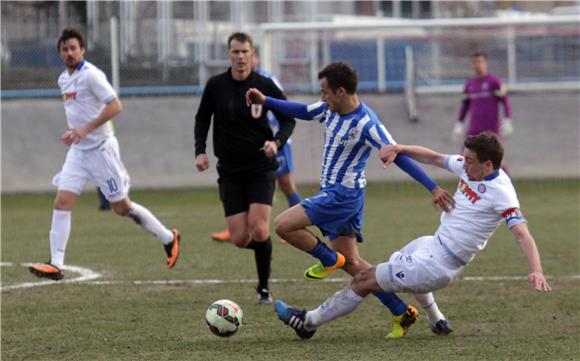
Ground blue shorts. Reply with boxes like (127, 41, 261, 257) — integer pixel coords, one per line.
(275, 141, 294, 177)
(301, 184, 365, 242)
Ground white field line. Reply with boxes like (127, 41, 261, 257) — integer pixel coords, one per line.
(1, 262, 578, 291)
(1, 263, 103, 291)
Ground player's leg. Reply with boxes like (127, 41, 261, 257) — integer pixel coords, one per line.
(111, 197, 179, 268)
(29, 149, 86, 280)
(29, 190, 80, 280)
(277, 173, 301, 207)
(284, 265, 382, 334)
(244, 170, 277, 304)
(274, 204, 343, 272)
(412, 292, 453, 335)
(331, 236, 416, 339)
(247, 203, 274, 304)
(275, 268, 377, 339)
(276, 144, 301, 207)
(94, 138, 179, 268)
(274, 205, 316, 250)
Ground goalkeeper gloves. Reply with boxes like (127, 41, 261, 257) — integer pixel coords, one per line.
(501, 118, 514, 137)
(451, 121, 465, 144)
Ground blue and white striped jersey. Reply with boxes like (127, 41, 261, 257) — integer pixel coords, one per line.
(304, 101, 396, 189)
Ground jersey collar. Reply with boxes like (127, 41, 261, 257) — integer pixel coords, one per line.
(75, 60, 86, 71)
(483, 170, 500, 181)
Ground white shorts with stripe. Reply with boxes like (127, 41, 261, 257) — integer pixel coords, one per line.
(375, 235, 465, 294)
(52, 136, 131, 202)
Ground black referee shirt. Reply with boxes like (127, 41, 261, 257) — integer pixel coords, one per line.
(195, 68, 296, 177)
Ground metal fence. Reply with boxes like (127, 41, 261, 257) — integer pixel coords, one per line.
(1, 3, 578, 97)
(261, 15, 580, 94)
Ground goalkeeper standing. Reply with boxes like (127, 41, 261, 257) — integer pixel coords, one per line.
(452, 52, 513, 144)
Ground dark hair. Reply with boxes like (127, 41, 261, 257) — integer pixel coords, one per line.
(57, 27, 85, 51)
(471, 51, 487, 59)
(227, 32, 253, 49)
(464, 132, 504, 170)
(318, 61, 358, 94)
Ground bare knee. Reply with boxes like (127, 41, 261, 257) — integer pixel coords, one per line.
(274, 214, 293, 238)
(342, 256, 369, 277)
(351, 266, 378, 297)
(54, 190, 80, 211)
(249, 222, 269, 242)
(111, 200, 131, 216)
(230, 234, 249, 248)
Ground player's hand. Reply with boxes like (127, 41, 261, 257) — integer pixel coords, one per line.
(195, 154, 209, 171)
(261, 140, 278, 158)
(61, 127, 90, 145)
(245, 88, 266, 107)
(431, 186, 455, 213)
(528, 272, 551, 292)
(451, 121, 465, 144)
(61, 130, 75, 145)
(501, 118, 514, 137)
(379, 144, 399, 168)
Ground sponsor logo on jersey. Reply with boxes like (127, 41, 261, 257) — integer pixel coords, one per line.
(62, 92, 77, 101)
(459, 179, 481, 204)
(395, 271, 405, 280)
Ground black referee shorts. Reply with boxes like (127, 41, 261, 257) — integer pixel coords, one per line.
(218, 170, 276, 217)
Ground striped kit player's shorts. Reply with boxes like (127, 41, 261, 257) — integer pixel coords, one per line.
(52, 136, 130, 202)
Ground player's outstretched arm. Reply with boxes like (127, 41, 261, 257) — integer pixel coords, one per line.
(381, 144, 454, 212)
(380, 144, 446, 169)
(510, 223, 552, 292)
(246, 88, 319, 120)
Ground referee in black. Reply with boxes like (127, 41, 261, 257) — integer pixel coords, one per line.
(194, 32, 295, 304)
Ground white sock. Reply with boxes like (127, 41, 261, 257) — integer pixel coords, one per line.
(306, 286, 364, 330)
(413, 292, 445, 324)
(49, 209, 71, 268)
(126, 202, 173, 244)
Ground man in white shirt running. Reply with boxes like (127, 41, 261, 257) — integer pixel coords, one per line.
(274, 132, 551, 339)
(28, 28, 180, 281)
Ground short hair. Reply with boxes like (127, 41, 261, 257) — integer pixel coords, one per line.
(464, 132, 504, 170)
(471, 51, 487, 59)
(227, 32, 253, 49)
(57, 27, 85, 51)
(318, 61, 358, 94)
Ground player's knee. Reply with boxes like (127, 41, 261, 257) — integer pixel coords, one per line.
(342, 256, 367, 276)
(111, 202, 130, 216)
(249, 224, 269, 242)
(53, 195, 75, 210)
(274, 214, 293, 237)
(351, 266, 377, 296)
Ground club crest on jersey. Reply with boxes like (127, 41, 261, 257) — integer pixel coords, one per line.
(251, 104, 263, 119)
(347, 127, 359, 140)
(62, 92, 77, 101)
(477, 184, 487, 194)
(459, 179, 481, 204)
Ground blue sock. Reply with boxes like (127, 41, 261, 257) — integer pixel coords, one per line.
(286, 192, 302, 207)
(373, 292, 408, 316)
(307, 238, 337, 267)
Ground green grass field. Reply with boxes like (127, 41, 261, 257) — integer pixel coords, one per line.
(2, 180, 579, 361)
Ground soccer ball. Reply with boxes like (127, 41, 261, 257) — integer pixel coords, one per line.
(205, 299, 243, 337)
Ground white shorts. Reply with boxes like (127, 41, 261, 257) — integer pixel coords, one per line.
(52, 137, 131, 202)
(375, 235, 464, 294)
